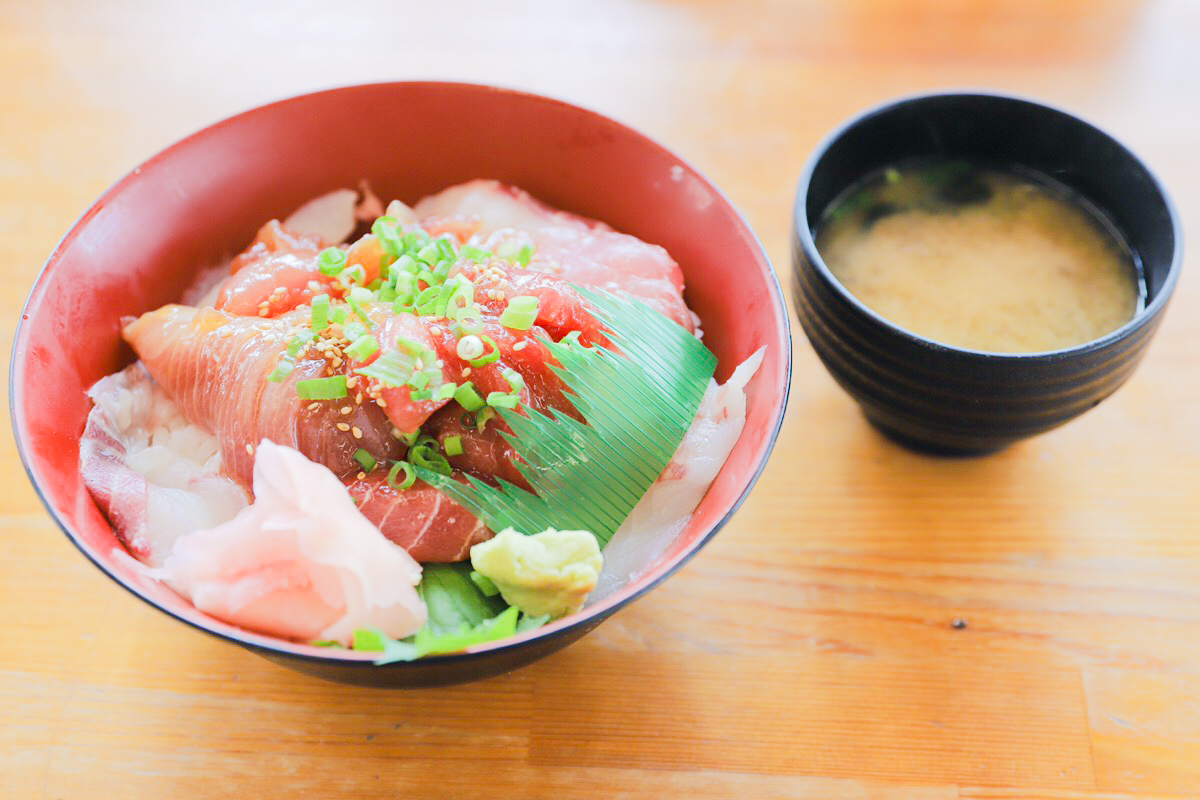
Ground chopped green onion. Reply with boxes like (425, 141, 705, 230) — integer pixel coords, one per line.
(377, 286, 397, 303)
(416, 286, 442, 316)
(267, 360, 295, 383)
(453, 382, 486, 412)
(346, 293, 372, 326)
(311, 294, 331, 331)
(436, 237, 456, 261)
(444, 435, 464, 457)
(342, 320, 368, 342)
(345, 334, 380, 361)
(287, 332, 316, 358)
(372, 217, 405, 257)
(499, 295, 539, 330)
(352, 629, 388, 652)
(501, 368, 525, 393)
(560, 330, 582, 346)
(516, 244, 534, 266)
(468, 335, 501, 367)
(475, 407, 496, 431)
(432, 381, 458, 402)
(460, 245, 491, 261)
(386, 460, 416, 490)
(416, 243, 441, 265)
(296, 375, 348, 400)
(357, 349, 415, 387)
(409, 443, 453, 477)
(353, 448, 377, 472)
(486, 391, 520, 410)
(349, 286, 373, 304)
(318, 247, 347, 276)
(310, 639, 344, 648)
(407, 370, 430, 391)
(331, 306, 348, 325)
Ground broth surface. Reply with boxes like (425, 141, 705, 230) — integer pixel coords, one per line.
(817, 160, 1142, 353)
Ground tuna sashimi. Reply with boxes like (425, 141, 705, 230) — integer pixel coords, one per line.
(215, 220, 339, 317)
(123, 305, 402, 485)
(450, 260, 608, 346)
(345, 473, 490, 563)
(80, 363, 250, 566)
(413, 180, 694, 331)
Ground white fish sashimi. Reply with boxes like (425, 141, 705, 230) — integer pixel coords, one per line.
(414, 179, 695, 330)
(80, 363, 249, 567)
(155, 440, 426, 645)
(591, 347, 766, 602)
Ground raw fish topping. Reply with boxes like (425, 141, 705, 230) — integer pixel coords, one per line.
(82, 180, 760, 658)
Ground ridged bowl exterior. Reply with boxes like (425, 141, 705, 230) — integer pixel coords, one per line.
(792, 92, 1182, 454)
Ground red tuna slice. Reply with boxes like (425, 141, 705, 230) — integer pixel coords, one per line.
(449, 260, 608, 346)
(216, 220, 340, 317)
(360, 312, 458, 435)
(123, 305, 402, 486)
(345, 473, 490, 562)
(420, 321, 582, 489)
(413, 179, 694, 331)
(360, 312, 577, 436)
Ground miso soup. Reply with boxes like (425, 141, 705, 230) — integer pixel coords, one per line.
(816, 159, 1143, 354)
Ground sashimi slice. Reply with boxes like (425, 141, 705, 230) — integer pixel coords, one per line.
(215, 220, 339, 317)
(358, 314, 576, 437)
(123, 305, 402, 485)
(80, 363, 249, 566)
(345, 473, 491, 563)
(450, 260, 608, 346)
(156, 440, 426, 645)
(414, 180, 694, 331)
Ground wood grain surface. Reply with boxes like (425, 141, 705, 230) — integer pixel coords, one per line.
(3, 1, 1199, 797)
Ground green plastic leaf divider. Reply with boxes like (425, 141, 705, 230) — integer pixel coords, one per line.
(415, 287, 717, 547)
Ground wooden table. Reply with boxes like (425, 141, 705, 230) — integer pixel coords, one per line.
(3, 1, 1198, 797)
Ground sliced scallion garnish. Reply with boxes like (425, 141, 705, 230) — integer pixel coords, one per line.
(499, 295, 539, 330)
(296, 375, 348, 400)
(453, 382, 486, 412)
(444, 435, 464, 457)
(353, 448, 377, 472)
(318, 247, 347, 276)
(356, 349, 415, 387)
(387, 460, 416, 490)
(345, 334, 380, 361)
(311, 294, 331, 332)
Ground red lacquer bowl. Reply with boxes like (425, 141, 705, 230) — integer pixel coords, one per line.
(11, 83, 791, 687)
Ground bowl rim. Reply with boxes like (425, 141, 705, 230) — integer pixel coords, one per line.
(793, 88, 1184, 361)
(11, 80, 793, 670)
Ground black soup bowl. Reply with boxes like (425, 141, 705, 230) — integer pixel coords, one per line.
(792, 91, 1182, 455)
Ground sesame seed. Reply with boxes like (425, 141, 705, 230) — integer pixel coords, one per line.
(258, 300, 270, 308)
(462, 367, 472, 378)
(245, 443, 255, 455)
(355, 392, 364, 404)
(377, 397, 388, 408)
(357, 471, 366, 481)
(435, 359, 444, 368)
(340, 406, 352, 415)
(513, 341, 527, 351)
(331, 356, 343, 367)
(430, 325, 442, 336)
(258, 308, 270, 317)
(391, 427, 403, 439)
(336, 422, 351, 432)
(351, 426, 363, 439)
(307, 402, 321, 411)
(346, 376, 358, 389)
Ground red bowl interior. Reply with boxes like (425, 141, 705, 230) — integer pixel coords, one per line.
(12, 82, 791, 663)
